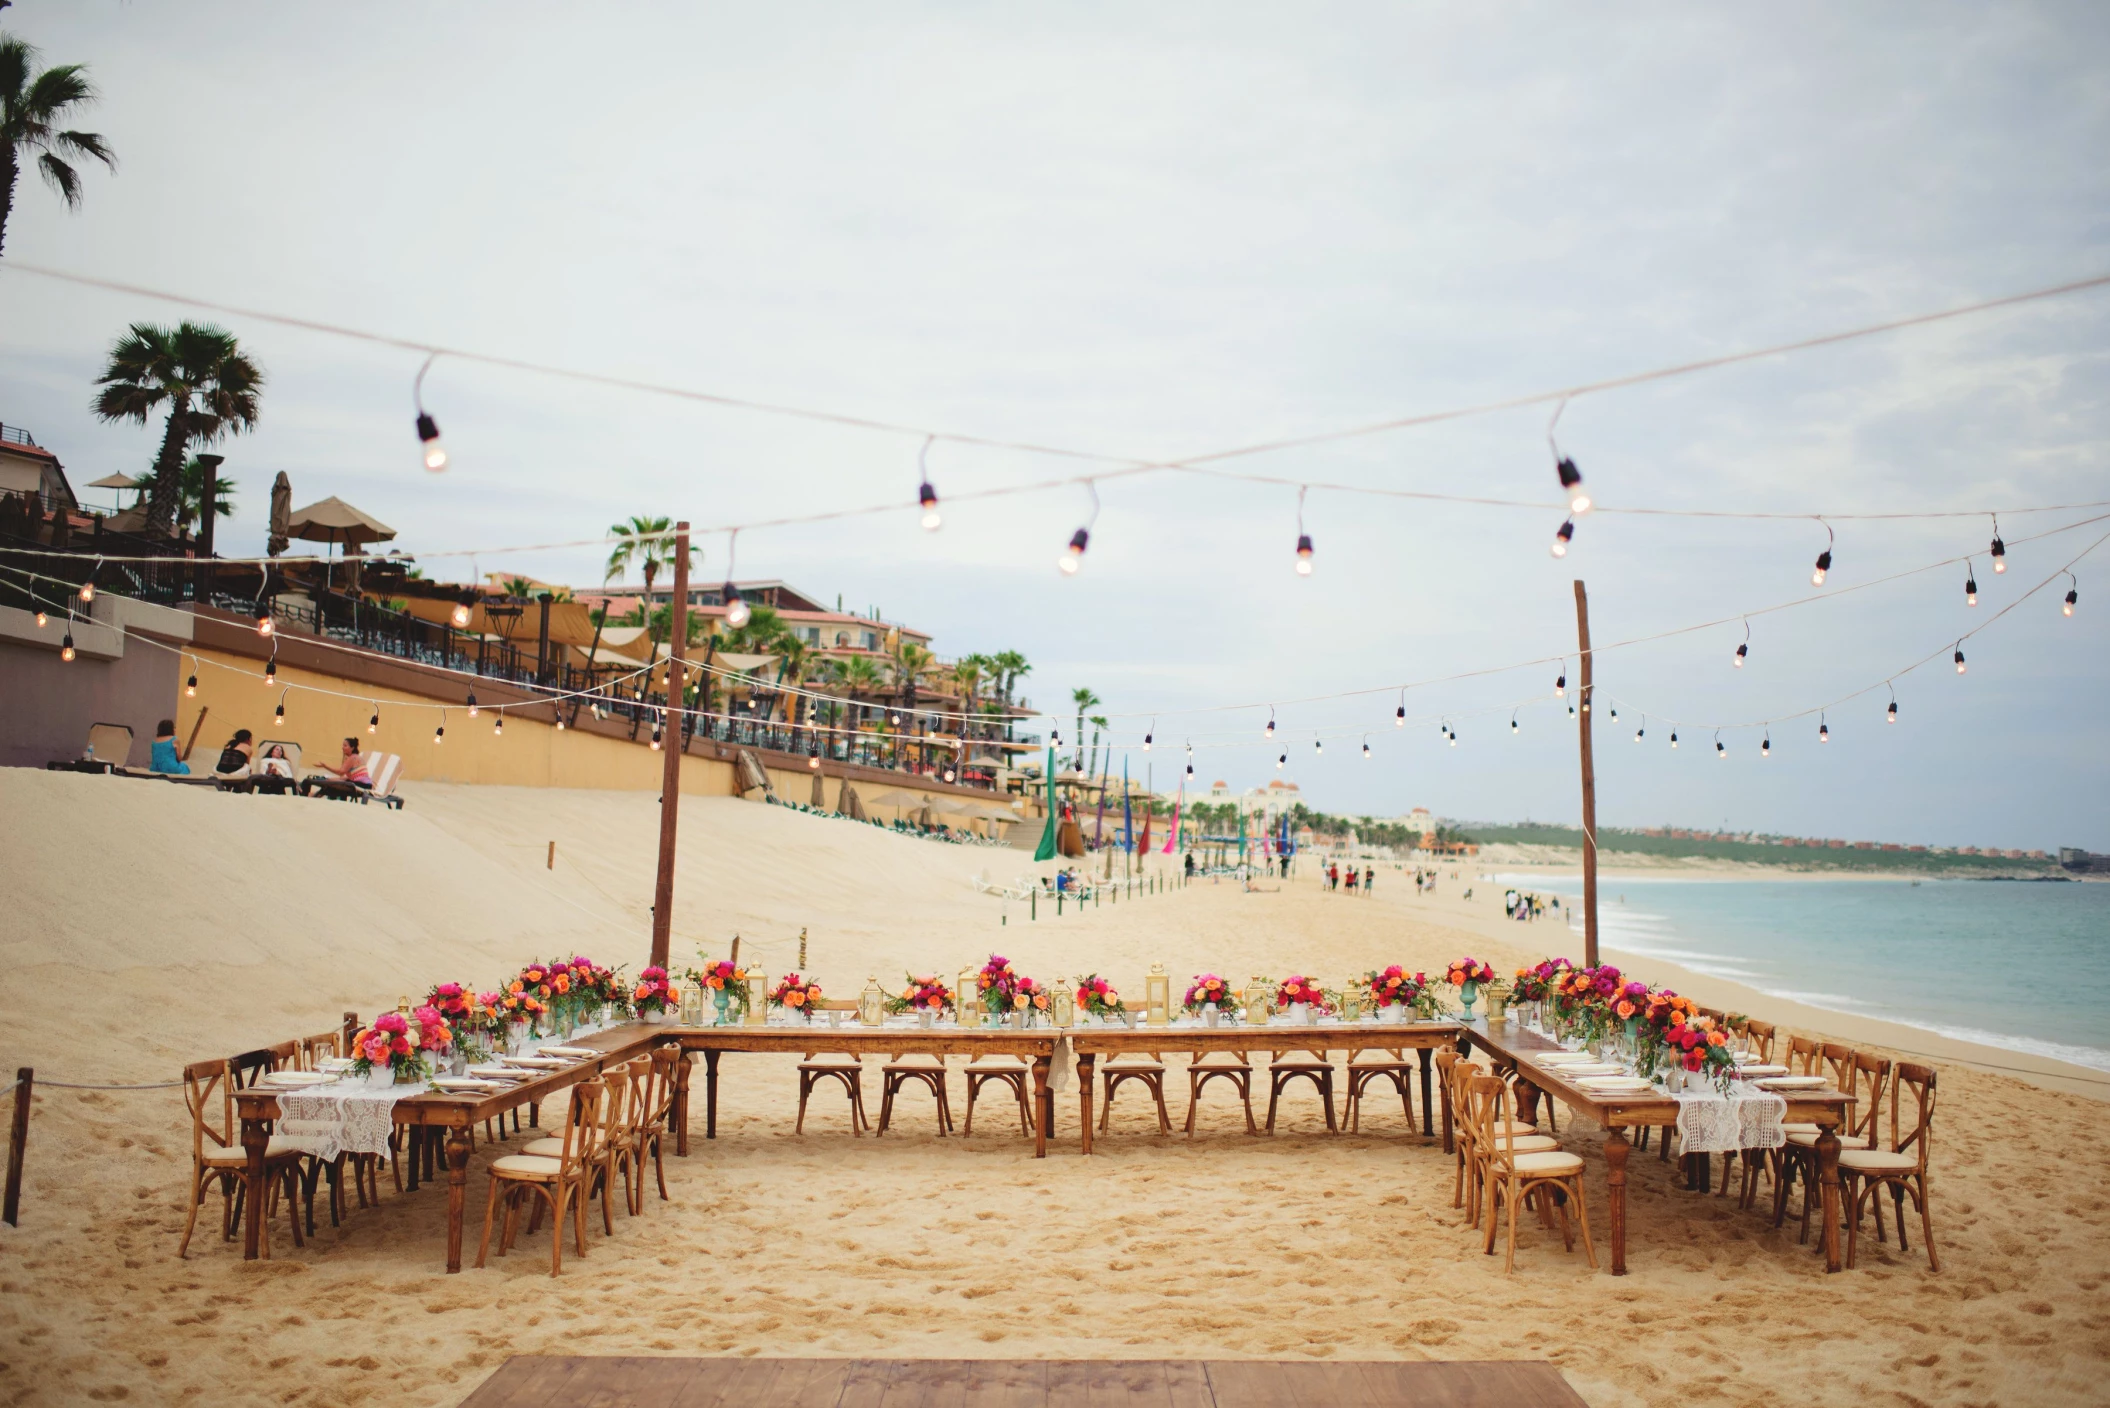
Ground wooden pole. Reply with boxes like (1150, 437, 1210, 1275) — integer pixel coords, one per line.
(1574, 579, 1599, 970)
(5, 1067, 31, 1226)
(649, 523, 691, 971)
(546, 840, 555, 870)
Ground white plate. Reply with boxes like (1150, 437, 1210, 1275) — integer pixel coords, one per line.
(432, 1078, 501, 1093)
(1759, 1075, 1827, 1089)
(1737, 1064, 1789, 1077)
(1548, 1063, 1623, 1077)
(535, 1046, 599, 1058)
(1576, 1076, 1655, 1091)
(259, 1071, 337, 1088)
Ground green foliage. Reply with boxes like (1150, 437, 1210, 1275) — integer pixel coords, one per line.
(1469, 822, 2052, 873)
(0, 32, 115, 256)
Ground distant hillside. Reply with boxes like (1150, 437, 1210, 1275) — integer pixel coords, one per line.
(1467, 822, 2059, 876)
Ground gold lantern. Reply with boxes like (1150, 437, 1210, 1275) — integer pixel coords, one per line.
(1339, 980, 1364, 1023)
(679, 986, 705, 1026)
(1246, 975, 1274, 1026)
(858, 976, 886, 1026)
(1051, 980, 1076, 1028)
(744, 971, 769, 1027)
(959, 966, 981, 1027)
(1145, 963, 1171, 1026)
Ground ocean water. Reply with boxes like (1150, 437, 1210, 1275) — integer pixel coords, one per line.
(1488, 874, 2110, 1072)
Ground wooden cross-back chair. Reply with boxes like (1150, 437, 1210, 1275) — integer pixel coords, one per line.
(1742, 1019, 1778, 1063)
(522, 1063, 634, 1237)
(1466, 1074, 1595, 1273)
(1771, 1050, 1890, 1231)
(796, 1048, 868, 1136)
(1096, 1050, 1171, 1138)
(297, 1031, 342, 1070)
(477, 1077, 603, 1276)
(1264, 1048, 1337, 1133)
(1185, 1050, 1257, 1136)
(178, 1058, 306, 1258)
(1842, 1063, 1939, 1270)
(637, 1046, 681, 1204)
(1342, 1046, 1417, 1133)
(877, 1053, 953, 1135)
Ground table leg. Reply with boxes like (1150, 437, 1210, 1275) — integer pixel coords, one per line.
(240, 1109, 268, 1260)
(704, 1049, 721, 1141)
(444, 1123, 472, 1273)
(1439, 1071, 1455, 1155)
(1514, 1079, 1542, 1129)
(1816, 1124, 1844, 1273)
(1418, 1049, 1435, 1138)
(405, 1127, 422, 1193)
(674, 1051, 693, 1156)
(1607, 1128, 1631, 1276)
(1031, 1055, 1051, 1159)
(1077, 1053, 1097, 1156)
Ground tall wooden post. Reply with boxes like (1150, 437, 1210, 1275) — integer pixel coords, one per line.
(650, 523, 691, 970)
(1574, 579, 1599, 969)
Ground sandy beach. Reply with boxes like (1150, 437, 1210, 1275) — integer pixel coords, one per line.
(4, 770, 2109, 1407)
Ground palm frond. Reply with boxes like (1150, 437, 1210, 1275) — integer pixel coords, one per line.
(50, 128, 113, 168)
(21, 61, 96, 123)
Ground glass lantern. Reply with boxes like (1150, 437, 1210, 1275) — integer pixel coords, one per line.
(858, 976, 886, 1026)
(1245, 975, 1274, 1026)
(959, 967, 981, 1027)
(678, 987, 705, 1026)
(1050, 983, 1075, 1028)
(1145, 963, 1171, 1027)
(744, 972, 770, 1027)
(1339, 982, 1364, 1023)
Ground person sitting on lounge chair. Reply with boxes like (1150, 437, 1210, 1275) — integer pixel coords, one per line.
(303, 738, 371, 797)
(212, 729, 254, 782)
(149, 719, 190, 775)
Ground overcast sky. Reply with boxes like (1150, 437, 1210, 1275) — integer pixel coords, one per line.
(3, 3, 2107, 848)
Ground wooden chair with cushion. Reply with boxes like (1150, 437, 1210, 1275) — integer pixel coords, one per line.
(876, 1054, 953, 1135)
(476, 1078, 602, 1276)
(1842, 1063, 1939, 1271)
(297, 1031, 342, 1070)
(178, 1059, 307, 1258)
(637, 1046, 681, 1204)
(1265, 1048, 1338, 1134)
(1184, 1051, 1257, 1135)
(1468, 1074, 1595, 1273)
(796, 1050, 869, 1136)
(1443, 1054, 1555, 1225)
(524, 1062, 637, 1233)
(962, 1056, 1036, 1137)
(1742, 1019, 1777, 1063)
(1775, 1050, 1889, 1240)
(1342, 1046, 1417, 1133)
(1097, 1051, 1172, 1137)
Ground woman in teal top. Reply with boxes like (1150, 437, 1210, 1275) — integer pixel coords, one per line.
(149, 719, 190, 774)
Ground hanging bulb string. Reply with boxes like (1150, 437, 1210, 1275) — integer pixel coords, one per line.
(1587, 524, 2110, 735)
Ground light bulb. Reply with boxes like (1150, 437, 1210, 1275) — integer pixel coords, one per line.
(1554, 673, 1566, 697)
(1362, 742, 1371, 759)
(494, 714, 504, 735)
(1275, 753, 1284, 770)
(264, 660, 276, 685)
(1059, 527, 1089, 575)
(1734, 643, 1748, 668)
(1761, 737, 1770, 757)
(417, 412, 447, 472)
(1551, 519, 1575, 557)
(1670, 732, 1678, 748)
(1449, 731, 1458, 748)
(1395, 704, 1405, 726)
(1608, 707, 1618, 721)
(1511, 719, 1519, 734)
(1812, 549, 1831, 586)
(1991, 535, 2006, 572)
(650, 727, 663, 751)
(2065, 588, 2078, 616)
(368, 711, 379, 734)
(1294, 533, 1313, 575)
(78, 580, 95, 603)
(1954, 649, 1967, 674)
(1556, 456, 1589, 515)
(1965, 575, 1977, 606)
(725, 584, 751, 629)
(467, 692, 479, 718)
(451, 601, 471, 628)
(274, 702, 286, 723)
(60, 632, 75, 662)
(555, 716, 565, 731)
(187, 674, 198, 697)
(1717, 741, 1726, 758)
(1264, 716, 1275, 739)
(434, 725, 445, 745)
(1633, 728, 1643, 743)
(1143, 732, 1153, 750)
(1580, 701, 1590, 714)
(919, 481, 941, 531)
(1887, 701, 1897, 723)
(943, 768, 956, 782)
(1568, 705, 1576, 720)
(1314, 739, 1323, 755)
(1819, 722, 1829, 743)
(1185, 763, 1194, 777)
(34, 610, 46, 627)
(808, 754, 819, 769)
(257, 609, 273, 638)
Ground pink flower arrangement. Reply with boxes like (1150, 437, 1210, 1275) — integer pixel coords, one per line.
(349, 1007, 449, 1082)
(1184, 974, 1237, 1012)
(976, 954, 1022, 1014)
(632, 965, 679, 1015)
(886, 974, 956, 1016)
(1363, 965, 1431, 1014)
(769, 972, 823, 1011)
(1275, 975, 1333, 1012)
(1445, 957, 1496, 987)
(1073, 973, 1124, 1018)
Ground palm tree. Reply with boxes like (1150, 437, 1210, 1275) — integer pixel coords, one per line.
(603, 515, 697, 650)
(172, 455, 235, 535)
(773, 635, 811, 726)
(0, 33, 115, 259)
(1087, 714, 1108, 780)
(951, 655, 987, 739)
(832, 655, 885, 734)
(991, 651, 1030, 731)
(1069, 686, 1100, 772)
(91, 322, 263, 537)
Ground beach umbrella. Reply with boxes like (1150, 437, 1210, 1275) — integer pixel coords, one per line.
(286, 496, 398, 551)
(85, 472, 143, 511)
(267, 472, 292, 557)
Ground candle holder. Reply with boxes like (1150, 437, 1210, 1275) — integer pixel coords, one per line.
(959, 967, 981, 1027)
(1051, 982, 1076, 1028)
(858, 976, 886, 1027)
(744, 972, 769, 1026)
(1245, 976, 1275, 1027)
(1145, 963, 1171, 1027)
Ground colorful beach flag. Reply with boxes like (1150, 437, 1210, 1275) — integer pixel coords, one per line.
(1033, 746, 1057, 862)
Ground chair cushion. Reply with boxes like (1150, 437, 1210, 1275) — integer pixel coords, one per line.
(1508, 1150, 1586, 1175)
(490, 1153, 565, 1178)
(1103, 1058, 1164, 1073)
(1785, 1129, 1875, 1150)
(1839, 1148, 1920, 1174)
(202, 1136, 305, 1165)
(1780, 1123, 1822, 1135)
(1485, 1134, 1562, 1155)
(520, 1137, 567, 1158)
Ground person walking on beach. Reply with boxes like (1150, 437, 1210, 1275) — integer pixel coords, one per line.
(1362, 865, 1374, 895)
(1184, 852, 1196, 880)
(1344, 866, 1358, 894)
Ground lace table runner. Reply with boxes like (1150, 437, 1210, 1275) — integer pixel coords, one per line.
(277, 1080, 429, 1162)
(1672, 1084, 1787, 1154)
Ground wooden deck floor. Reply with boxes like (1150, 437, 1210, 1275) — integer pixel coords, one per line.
(456, 1357, 1588, 1407)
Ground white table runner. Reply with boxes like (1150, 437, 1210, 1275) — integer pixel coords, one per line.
(277, 1079, 429, 1162)
(1671, 1083, 1788, 1154)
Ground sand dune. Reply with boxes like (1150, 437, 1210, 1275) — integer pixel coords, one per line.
(3, 771, 2108, 1407)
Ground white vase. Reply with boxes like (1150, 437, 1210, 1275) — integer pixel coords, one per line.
(367, 1065, 396, 1090)
(642, 1008, 669, 1025)
(1291, 1003, 1313, 1026)
(919, 1011, 935, 1029)
(1203, 1008, 1220, 1028)
(1381, 1003, 1404, 1024)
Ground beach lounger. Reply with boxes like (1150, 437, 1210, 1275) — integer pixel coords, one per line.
(46, 721, 135, 774)
(301, 751, 405, 809)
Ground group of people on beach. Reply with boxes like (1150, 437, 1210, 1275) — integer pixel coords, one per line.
(166, 727, 372, 796)
(1324, 861, 1375, 894)
(1502, 887, 1560, 922)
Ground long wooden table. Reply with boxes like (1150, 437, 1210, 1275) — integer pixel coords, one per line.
(1458, 1018, 1857, 1275)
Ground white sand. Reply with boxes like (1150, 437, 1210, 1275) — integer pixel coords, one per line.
(3, 770, 2107, 1407)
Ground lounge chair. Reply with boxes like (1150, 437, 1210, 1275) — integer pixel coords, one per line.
(302, 751, 404, 809)
(250, 740, 303, 796)
(45, 721, 135, 774)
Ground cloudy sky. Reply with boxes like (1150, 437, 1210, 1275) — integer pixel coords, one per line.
(3, 3, 2106, 848)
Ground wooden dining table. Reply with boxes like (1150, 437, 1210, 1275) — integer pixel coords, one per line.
(1458, 1018, 1857, 1275)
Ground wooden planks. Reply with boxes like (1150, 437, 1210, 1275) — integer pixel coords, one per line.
(456, 1358, 1587, 1408)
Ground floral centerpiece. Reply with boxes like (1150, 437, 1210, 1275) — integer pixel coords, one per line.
(1663, 1012, 1736, 1091)
(769, 971, 823, 1019)
(1445, 956, 1497, 1019)
(497, 983, 548, 1037)
(886, 973, 956, 1018)
(632, 965, 680, 1022)
(687, 956, 754, 1022)
(1275, 974, 1333, 1017)
(975, 954, 1024, 1016)
(1362, 966, 1436, 1018)
(426, 982, 502, 1062)
(1184, 974, 1238, 1014)
(1072, 973, 1125, 1021)
(350, 1007, 452, 1086)
(1509, 958, 1570, 1023)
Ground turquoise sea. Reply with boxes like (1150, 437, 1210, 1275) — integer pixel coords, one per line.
(1491, 875, 2110, 1072)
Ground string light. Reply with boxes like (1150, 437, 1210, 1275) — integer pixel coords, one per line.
(1633, 715, 1645, 742)
(256, 595, 273, 637)
(494, 712, 504, 736)
(435, 710, 446, 745)
(467, 691, 479, 718)
(1313, 738, 1323, 755)
(555, 713, 566, 731)
(368, 705, 379, 734)
(1449, 728, 1458, 748)
(1362, 735, 1371, 759)
(1716, 731, 1726, 759)
(1550, 519, 1574, 557)
(264, 657, 277, 686)
(1143, 721, 1155, 751)
(1990, 516, 2006, 573)
(78, 557, 98, 603)
(1734, 620, 1750, 668)
(1954, 646, 1967, 675)
(1275, 752, 1285, 770)
(414, 354, 448, 472)
(808, 753, 819, 769)
(1549, 400, 1590, 515)
(1294, 486, 1313, 576)
(1812, 520, 1833, 586)
(1887, 683, 1898, 723)
(34, 609, 46, 627)
(1510, 712, 1519, 734)
(451, 599, 472, 629)
(274, 691, 287, 725)
(651, 723, 664, 750)
(1819, 712, 1829, 743)
(1553, 670, 1566, 698)
(1670, 730, 1678, 748)
(2065, 572, 2079, 616)
(724, 529, 751, 628)
(1607, 705, 1617, 720)
(918, 436, 941, 532)
(1264, 711, 1275, 739)
(1761, 733, 1771, 758)
(60, 630, 75, 662)
(1395, 689, 1406, 726)
(1059, 481, 1100, 576)
(186, 658, 198, 697)
(1964, 562, 1978, 607)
